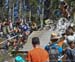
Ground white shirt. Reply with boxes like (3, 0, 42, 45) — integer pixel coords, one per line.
(67, 35, 75, 42)
(9, 22, 13, 29)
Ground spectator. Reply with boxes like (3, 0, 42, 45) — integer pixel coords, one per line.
(26, 37, 49, 62)
(64, 41, 75, 62)
(31, 22, 37, 31)
(9, 19, 13, 30)
(45, 33, 63, 62)
(0, 22, 3, 37)
(0, 22, 2, 31)
(45, 33, 58, 52)
(20, 24, 30, 36)
(60, 33, 68, 49)
(13, 39, 19, 51)
(45, 42, 51, 52)
(18, 35, 23, 48)
(2, 41, 9, 54)
(66, 27, 75, 43)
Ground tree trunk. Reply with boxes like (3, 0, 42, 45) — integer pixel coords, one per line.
(22, 0, 26, 23)
(8, 0, 13, 19)
(19, 0, 22, 19)
(73, 12, 75, 24)
(40, 0, 44, 28)
(29, 10, 31, 23)
(0, 0, 4, 20)
(12, 1, 14, 22)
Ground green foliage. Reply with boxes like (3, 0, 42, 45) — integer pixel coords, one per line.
(30, 0, 38, 7)
(0, 0, 75, 21)
(52, 0, 59, 9)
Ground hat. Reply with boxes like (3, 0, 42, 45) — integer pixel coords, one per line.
(51, 33, 60, 42)
(51, 33, 57, 37)
(51, 36, 60, 40)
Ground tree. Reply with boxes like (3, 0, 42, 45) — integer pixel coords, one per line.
(18, 0, 22, 18)
(0, 0, 5, 20)
(0, 0, 3, 7)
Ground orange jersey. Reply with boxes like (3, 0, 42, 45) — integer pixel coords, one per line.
(26, 48, 49, 62)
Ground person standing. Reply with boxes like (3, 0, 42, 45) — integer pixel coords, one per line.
(64, 41, 75, 62)
(9, 19, 13, 30)
(26, 37, 49, 62)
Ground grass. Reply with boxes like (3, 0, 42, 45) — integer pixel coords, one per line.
(0, 51, 13, 62)
(0, 36, 28, 62)
(0, 44, 27, 62)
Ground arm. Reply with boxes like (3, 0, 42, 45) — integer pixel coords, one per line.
(62, 54, 67, 62)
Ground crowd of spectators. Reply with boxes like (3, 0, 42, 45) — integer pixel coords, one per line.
(0, 17, 75, 62)
(0, 18, 32, 52)
(14, 18, 75, 62)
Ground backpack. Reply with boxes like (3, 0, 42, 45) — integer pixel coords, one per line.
(48, 44, 62, 62)
(45, 43, 63, 62)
